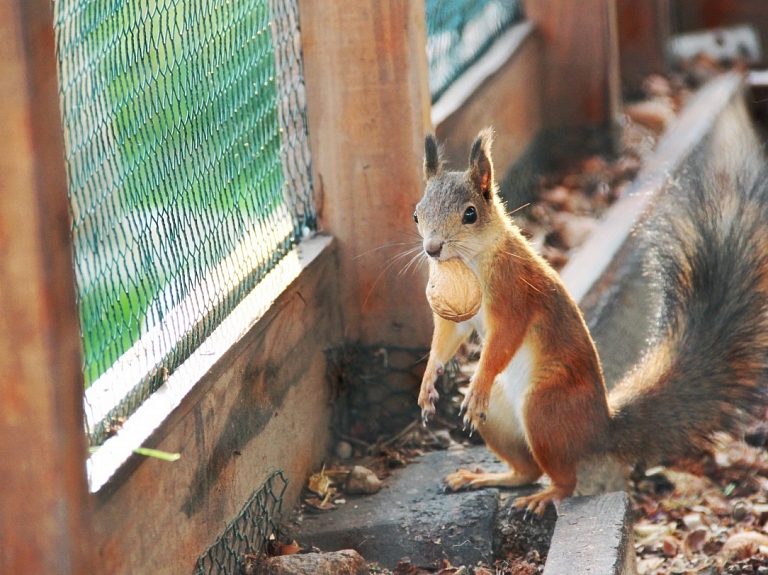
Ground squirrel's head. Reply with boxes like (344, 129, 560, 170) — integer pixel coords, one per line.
(414, 127, 504, 263)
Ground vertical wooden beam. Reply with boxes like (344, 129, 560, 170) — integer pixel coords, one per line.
(617, 0, 670, 96)
(0, 2, 93, 574)
(524, 0, 621, 130)
(297, 0, 434, 347)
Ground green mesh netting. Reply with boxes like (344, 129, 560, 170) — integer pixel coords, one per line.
(195, 471, 288, 575)
(53, 0, 314, 445)
(426, 0, 525, 102)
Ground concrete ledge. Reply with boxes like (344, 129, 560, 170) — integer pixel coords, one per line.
(544, 493, 637, 575)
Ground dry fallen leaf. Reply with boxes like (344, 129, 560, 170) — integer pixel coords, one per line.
(307, 467, 333, 497)
(683, 527, 710, 555)
(304, 496, 336, 511)
(274, 540, 302, 556)
(661, 536, 678, 557)
(637, 556, 665, 574)
(635, 522, 674, 547)
(753, 503, 768, 524)
(722, 531, 768, 556)
(281, 540, 302, 556)
(682, 512, 707, 531)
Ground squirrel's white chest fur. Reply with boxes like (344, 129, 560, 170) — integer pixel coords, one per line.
(468, 309, 536, 446)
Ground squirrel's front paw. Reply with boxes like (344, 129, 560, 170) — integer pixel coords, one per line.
(460, 387, 489, 432)
(418, 388, 438, 425)
(418, 364, 443, 425)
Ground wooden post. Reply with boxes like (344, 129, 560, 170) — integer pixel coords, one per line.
(0, 2, 93, 573)
(524, 0, 622, 130)
(617, 0, 670, 96)
(297, 0, 434, 347)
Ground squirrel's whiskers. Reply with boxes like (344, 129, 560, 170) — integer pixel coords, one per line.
(360, 236, 425, 312)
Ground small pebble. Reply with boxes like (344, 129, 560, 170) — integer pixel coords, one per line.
(335, 440, 353, 460)
(732, 500, 749, 522)
(345, 465, 381, 495)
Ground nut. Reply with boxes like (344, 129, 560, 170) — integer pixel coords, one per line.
(426, 258, 482, 323)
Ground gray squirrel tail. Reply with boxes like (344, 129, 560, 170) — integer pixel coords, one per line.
(608, 97, 768, 465)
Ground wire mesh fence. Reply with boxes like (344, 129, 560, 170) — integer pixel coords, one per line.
(195, 470, 288, 575)
(327, 344, 466, 443)
(328, 345, 431, 443)
(425, 0, 525, 102)
(53, 0, 314, 446)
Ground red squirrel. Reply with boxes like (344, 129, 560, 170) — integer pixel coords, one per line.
(415, 114, 768, 515)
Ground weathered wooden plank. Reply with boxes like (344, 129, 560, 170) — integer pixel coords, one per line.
(297, 0, 434, 348)
(91, 238, 343, 574)
(544, 492, 637, 575)
(617, 0, 670, 96)
(0, 2, 93, 574)
(434, 22, 543, 182)
(523, 0, 621, 130)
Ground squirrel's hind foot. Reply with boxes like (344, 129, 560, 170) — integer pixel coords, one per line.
(513, 484, 571, 516)
(444, 468, 538, 491)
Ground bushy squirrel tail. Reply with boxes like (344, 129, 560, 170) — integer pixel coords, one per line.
(607, 101, 768, 466)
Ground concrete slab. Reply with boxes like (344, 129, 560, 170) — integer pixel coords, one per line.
(293, 446, 543, 569)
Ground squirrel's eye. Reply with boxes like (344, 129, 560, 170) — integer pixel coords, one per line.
(462, 206, 478, 224)
(413, 211, 419, 224)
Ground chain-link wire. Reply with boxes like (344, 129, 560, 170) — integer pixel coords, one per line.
(53, 0, 314, 445)
(426, 0, 525, 102)
(270, 0, 315, 233)
(195, 470, 288, 575)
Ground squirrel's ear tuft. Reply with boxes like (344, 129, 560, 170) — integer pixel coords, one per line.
(469, 127, 495, 200)
(424, 134, 442, 180)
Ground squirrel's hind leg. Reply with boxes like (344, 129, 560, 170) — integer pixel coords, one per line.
(445, 379, 543, 491)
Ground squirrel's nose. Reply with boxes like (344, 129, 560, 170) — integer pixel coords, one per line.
(424, 237, 443, 258)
